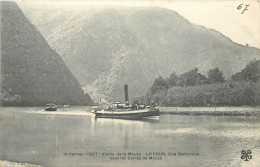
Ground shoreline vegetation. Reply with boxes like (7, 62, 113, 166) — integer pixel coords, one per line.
(159, 107, 260, 116)
(0, 160, 44, 167)
(136, 60, 260, 108)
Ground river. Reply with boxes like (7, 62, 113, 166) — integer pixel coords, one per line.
(0, 107, 259, 167)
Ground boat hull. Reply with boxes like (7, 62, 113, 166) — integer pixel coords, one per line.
(44, 107, 57, 111)
(92, 108, 159, 119)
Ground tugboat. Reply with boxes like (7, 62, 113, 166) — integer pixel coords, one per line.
(44, 103, 57, 111)
(92, 84, 159, 119)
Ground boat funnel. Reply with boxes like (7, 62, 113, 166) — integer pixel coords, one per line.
(124, 84, 129, 106)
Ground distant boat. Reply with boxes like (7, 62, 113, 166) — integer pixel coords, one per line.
(91, 84, 159, 119)
(45, 103, 57, 111)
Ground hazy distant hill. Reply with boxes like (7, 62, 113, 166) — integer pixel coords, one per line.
(20, 5, 260, 102)
(0, 2, 92, 106)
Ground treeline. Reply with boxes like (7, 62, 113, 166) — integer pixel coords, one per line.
(138, 60, 260, 107)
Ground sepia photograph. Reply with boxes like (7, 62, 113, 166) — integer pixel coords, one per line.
(0, 0, 259, 166)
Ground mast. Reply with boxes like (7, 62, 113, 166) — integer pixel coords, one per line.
(124, 84, 129, 106)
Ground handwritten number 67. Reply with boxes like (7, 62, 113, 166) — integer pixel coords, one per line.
(237, 4, 249, 14)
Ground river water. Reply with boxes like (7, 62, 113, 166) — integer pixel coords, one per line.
(0, 107, 259, 167)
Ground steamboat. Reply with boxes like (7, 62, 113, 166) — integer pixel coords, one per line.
(91, 84, 159, 119)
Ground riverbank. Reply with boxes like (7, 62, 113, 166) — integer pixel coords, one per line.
(159, 106, 260, 116)
(1, 106, 259, 117)
(0, 160, 44, 167)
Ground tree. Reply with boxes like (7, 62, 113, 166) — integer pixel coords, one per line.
(150, 76, 168, 94)
(207, 67, 225, 84)
(166, 71, 178, 87)
(231, 72, 243, 82)
(177, 68, 207, 86)
(196, 73, 208, 85)
(231, 59, 260, 82)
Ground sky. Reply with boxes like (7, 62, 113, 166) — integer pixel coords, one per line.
(16, 0, 260, 48)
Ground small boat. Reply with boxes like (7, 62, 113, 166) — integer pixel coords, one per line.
(44, 103, 57, 111)
(92, 84, 159, 119)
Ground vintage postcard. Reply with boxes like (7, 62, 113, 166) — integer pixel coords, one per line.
(0, 0, 259, 166)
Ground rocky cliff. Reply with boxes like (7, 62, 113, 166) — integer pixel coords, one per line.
(0, 2, 92, 106)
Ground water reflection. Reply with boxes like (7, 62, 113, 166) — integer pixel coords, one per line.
(124, 128, 129, 150)
(89, 116, 160, 151)
(91, 116, 159, 124)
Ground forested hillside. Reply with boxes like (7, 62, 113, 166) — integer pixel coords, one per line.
(0, 2, 92, 106)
